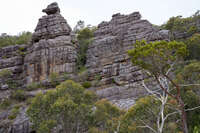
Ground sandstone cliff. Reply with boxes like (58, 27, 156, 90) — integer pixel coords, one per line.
(86, 12, 169, 109)
(2, 2, 199, 133)
(24, 2, 77, 84)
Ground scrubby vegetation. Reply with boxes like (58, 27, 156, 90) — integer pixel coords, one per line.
(1, 10, 200, 133)
(0, 31, 32, 48)
(76, 27, 95, 71)
(162, 10, 200, 34)
(27, 80, 125, 133)
(10, 90, 26, 102)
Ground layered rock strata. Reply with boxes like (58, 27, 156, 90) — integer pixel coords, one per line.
(0, 45, 27, 98)
(24, 2, 77, 83)
(86, 12, 169, 109)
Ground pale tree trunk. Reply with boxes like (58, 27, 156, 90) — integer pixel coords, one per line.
(142, 76, 169, 133)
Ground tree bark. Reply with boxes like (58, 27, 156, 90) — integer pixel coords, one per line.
(178, 98, 188, 133)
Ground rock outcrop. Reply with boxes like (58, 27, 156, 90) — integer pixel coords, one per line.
(0, 45, 27, 99)
(24, 2, 77, 83)
(86, 12, 169, 109)
(0, 3, 172, 133)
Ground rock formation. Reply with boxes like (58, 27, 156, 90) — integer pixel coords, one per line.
(86, 12, 169, 109)
(0, 45, 27, 97)
(24, 2, 77, 83)
(0, 3, 76, 133)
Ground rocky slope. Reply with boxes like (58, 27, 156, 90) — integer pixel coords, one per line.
(0, 2, 76, 133)
(86, 12, 169, 109)
(1, 2, 199, 133)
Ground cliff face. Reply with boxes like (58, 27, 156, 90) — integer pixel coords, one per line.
(0, 2, 176, 133)
(0, 3, 77, 133)
(86, 12, 169, 109)
(24, 2, 77, 83)
(0, 45, 27, 95)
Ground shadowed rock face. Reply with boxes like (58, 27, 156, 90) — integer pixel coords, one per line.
(32, 2, 71, 43)
(86, 12, 169, 109)
(0, 45, 27, 92)
(24, 3, 76, 83)
(42, 2, 60, 15)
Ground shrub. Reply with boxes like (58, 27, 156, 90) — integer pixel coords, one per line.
(0, 69, 12, 78)
(8, 105, 20, 120)
(77, 68, 88, 82)
(76, 28, 94, 71)
(26, 82, 41, 91)
(0, 32, 32, 48)
(27, 80, 97, 133)
(0, 99, 11, 110)
(11, 90, 26, 101)
(82, 81, 92, 88)
(49, 72, 59, 86)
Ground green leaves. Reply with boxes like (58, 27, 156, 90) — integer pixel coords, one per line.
(0, 32, 32, 48)
(128, 40, 187, 75)
(27, 80, 97, 132)
(76, 28, 94, 71)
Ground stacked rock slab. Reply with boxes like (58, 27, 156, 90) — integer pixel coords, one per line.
(86, 12, 169, 109)
(0, 45, 27, 98)
(24, 2, 77, 83)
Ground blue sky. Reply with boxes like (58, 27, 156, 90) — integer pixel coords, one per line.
(0, 0, 199, 35)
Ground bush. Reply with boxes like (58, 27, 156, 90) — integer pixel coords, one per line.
(185, 33, 200, 60)
(82, 81, 92, 88)
(76, 28, 94, 71)
(8, 105, 20, 120)
(26, 82, 41, 91)
(11, 90, 26, 101)
(0, 69, 12, 78)
(49, 72, 59, 86)
(27, 80, 97, 133)
(0, 99, 11, 110)
(0, 32, 32, 48)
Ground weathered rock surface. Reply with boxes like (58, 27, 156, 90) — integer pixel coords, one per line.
(24, 2, 77, 83)
(86, 12, 169, 109)
(0, 107, 31, 133)
(0, 44, 27, 96)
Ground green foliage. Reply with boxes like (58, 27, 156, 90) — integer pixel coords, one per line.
(193, 126, 200, 133)
(26, 82, 41, 91)
(76, 68, 89, 82)
(185, 33, 200, 60)
(0, 69, 12, 78)
(90, 99, 124, 133)
(162, 11, 200, 34)
(120, 96, 160, 133)
(37, 120, 56, 133)
(0, 99, 11, 110)
(77, 28, 94, 40)
(128, 40, 187, 75)
(8, 105, 20, 120)
(49, 72, 59, 86)
(76, 28, 94, 71)
(82, 81, 92, 88)
(175, 61, 200, 132)
(11, 90, 26, 102)
(0, 32, 32, 48)
(88, 127, 108, 133)
(27, 80, 97, 133)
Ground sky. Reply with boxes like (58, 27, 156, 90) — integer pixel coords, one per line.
(0, 0, 199, 35)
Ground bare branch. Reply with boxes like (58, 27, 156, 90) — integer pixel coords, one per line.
(179, 84, 200, 87)
(138, 120, 157, 133)
(185, 106, 200, 112)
